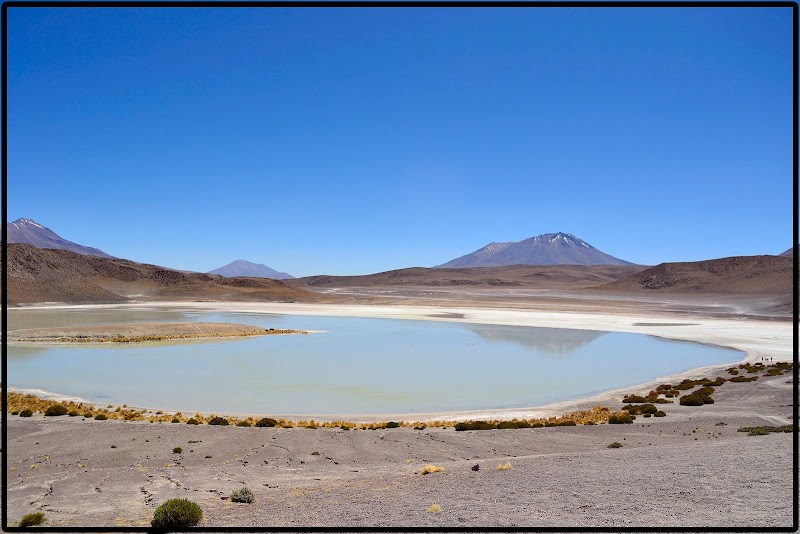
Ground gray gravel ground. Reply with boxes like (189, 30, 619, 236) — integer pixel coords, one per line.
(4, 374, 795, 528)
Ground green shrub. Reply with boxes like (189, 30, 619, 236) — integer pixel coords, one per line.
(640, 404, 658, 414)
(11, 411, 19, 415)
(94, 414, 108, 420)
(19, 409, 33, 418)
(236, 421, 251, 427)
(230, 486, 255, 503)
(454, 420, 496, 431)
(208, 417, 229, 426)
(151, 498, 203, 528)
(738, 425, 793, 436)
(729, 376, 758, 383)
(44, 405, 68, 417)
(68, 410, 79, 417)
(18, 512, 46, 527)
(621, 394, 647, 403)
(608, 413, 633, 424)
(385, 421, 400, 428)
(255, 417, 277, 427)
(654, 411, 666, 417)
(173, 447, 183, 454)
(171, 418, 181, 423)
(311, 451, 320, 455)
(607, 442, 623, 448)
(496, 420, 530, 429)
(187, 418, 200, 425)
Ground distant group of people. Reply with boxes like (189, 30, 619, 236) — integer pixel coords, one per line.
(760, 357, 773, 362)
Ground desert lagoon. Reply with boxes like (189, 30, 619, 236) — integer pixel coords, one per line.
(6, 306, 744, 416)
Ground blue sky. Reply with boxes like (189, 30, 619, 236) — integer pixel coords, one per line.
(5, 6, 794, 276)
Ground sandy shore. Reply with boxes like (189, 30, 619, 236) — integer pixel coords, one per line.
(5, 298, 795, 528)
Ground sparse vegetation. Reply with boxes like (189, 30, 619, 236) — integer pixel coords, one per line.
(208, 416, 229, 426)
(496, 461, 512, 470)
(151, 498, 203, 528)
(385, 421, 400, 428)
(19, 409, 33, 417)
(236, 420, 251, 427)
(18, 512, 46, 527)
(428, 504, 441, 513)
(230, 487, 255, 503)
(608, 413, 634, 424)
(738, 425, 793, 436)
(255, 417, 277, 427)
(187, 418, 200, 425)
(95, 414, 108, 420)
(607, 442, 623, 448)
(173, 447, 183, 454)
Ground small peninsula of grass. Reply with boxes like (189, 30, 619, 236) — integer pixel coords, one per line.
(7, 322, 308, 344)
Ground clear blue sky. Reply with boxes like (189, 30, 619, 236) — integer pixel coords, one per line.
(5, 6, 794, 276)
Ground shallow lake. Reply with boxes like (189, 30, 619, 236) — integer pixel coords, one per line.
(6, 307, 743, 415)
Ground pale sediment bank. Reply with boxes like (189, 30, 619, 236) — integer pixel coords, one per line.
(9, 300, 792, 422)
(6, 321, 306, 344)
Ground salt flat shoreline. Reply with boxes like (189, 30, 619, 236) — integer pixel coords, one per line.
(8, 300, 793, 422)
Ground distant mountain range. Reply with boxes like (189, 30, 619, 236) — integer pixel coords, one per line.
(780, 246, 793, 257)
(437, 232, 634, 268)
(7, 218, 113, 258)
(208, 259, 294, 280)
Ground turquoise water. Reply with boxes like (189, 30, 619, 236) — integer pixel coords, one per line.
(6, 307, 743, 415)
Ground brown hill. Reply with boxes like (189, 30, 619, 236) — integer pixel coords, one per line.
(595, 255, 792, 294)
(289, 264, 646, 290)
(5, 243, 317, 305)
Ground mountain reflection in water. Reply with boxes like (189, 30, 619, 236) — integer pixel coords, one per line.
(467, 324, 606, 355)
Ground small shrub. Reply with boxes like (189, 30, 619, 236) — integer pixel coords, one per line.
(607, 442, 623, 448)
(19, 409, 33, 418)
(18, 512, 46, 527)
(151, 498, 203, 528)
(715, 422, 727, 426)
(311, 451, 320, 456)
(171, 418, 181, 423)
(729, 376, 758, 383)
(738, 425, 793, 436)
(496, 461, 512, 470)
(428, 504, 441, 513)
(255, 417, 277, 427)
(173, 447, 183, 454)
(454, 420, 496, 431)
(622, 394, 647, 403)
(385, 421, 400, 428)
(67, 410, 79, 417)
(95, 414, 108, 420)
(11, 411, 19, 415)
(187, 418, 200, 425)
(236, 421, 251, 427)
(230, 486, 255, 503)
(110, 444, 117, 448)
(654, 411, 666, 417)
(497, 420, 530, 429)
(420, 464, 444, 475)
(208, 417, 229, 426)
(608, 413, 633, 424)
